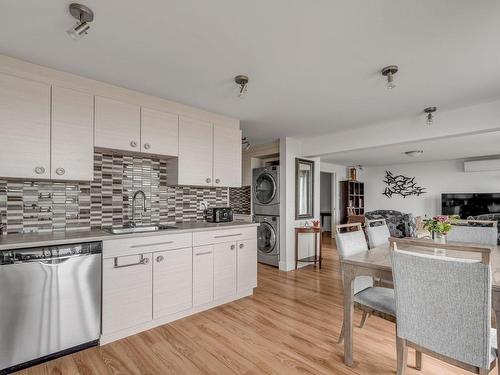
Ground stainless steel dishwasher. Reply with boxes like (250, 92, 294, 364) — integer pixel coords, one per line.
(0, 242, 102, 373)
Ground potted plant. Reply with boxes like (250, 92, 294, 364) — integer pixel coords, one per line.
(423, 215, 459, 244)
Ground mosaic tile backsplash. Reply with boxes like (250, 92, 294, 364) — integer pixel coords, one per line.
(229, 186, 251, 215)
(0, 152, 228, 234)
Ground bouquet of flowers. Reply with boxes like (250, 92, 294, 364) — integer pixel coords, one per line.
(423, 215, 460, 235)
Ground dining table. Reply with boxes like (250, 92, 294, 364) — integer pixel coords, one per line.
(340, 237, 500, 367)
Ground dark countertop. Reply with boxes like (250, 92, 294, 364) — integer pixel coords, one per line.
(0, 221, 259, 251)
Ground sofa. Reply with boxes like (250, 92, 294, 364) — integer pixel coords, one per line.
(365, 210, 417, 238)
(466, 214, 500, 244)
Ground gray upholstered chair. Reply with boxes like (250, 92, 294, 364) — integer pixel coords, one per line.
(366, 219, 391, 249)
(365, 210, 416, 238)
(335, 223, 396, 342)
(390, 240, 497, 375)
(447, 220, 498, 246)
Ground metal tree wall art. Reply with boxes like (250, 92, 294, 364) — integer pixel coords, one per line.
(382, 171, 426, 198)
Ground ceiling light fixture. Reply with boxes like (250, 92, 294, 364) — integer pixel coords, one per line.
(381, 65, 398, 89)
(242, 137, 251, 151)
(405, 150, 424, 157)
(424, 106, 437, 125)
(235, 75, 249, 98)
(67, 3, 94, 40)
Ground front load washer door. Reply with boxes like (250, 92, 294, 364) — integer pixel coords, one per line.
(254, 173, 277, 205)
(257, 221, 277, 254)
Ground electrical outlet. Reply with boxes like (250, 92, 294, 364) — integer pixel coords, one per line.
(199, 201, 208, 211)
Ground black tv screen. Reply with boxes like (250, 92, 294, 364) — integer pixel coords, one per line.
(441, 193, 500, 218)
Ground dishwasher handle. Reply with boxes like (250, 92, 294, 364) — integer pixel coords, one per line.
(113, 254, 150, 269)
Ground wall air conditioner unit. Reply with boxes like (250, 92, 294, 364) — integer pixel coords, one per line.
(464, 159, 500, 172)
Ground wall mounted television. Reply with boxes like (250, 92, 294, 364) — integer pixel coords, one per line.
(441, 193, 500, 218)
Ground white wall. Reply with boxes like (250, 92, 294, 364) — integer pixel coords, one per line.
(362, 159, 500, 217)
(279, 137, 321, 271)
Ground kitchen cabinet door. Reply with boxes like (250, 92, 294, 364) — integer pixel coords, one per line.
(153, 247, 192, 318)
(51, 86, 94, 181)
(213, 242, 237, 300)
(193, 245, 214, 306)
(95, 96, 141, 152)
(102, 253, 153, 334)
(177, 117, 213, 186)
(141, 107, 178, 156)
(0, 73, 50, 179)
(237, 239, 258, 291)
(213, 124, 242, 187)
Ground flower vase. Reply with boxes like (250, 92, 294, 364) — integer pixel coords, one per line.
(432, 232, 446, 256)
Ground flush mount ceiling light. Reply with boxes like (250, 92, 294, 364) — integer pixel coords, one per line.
(242, 137, 251, 150)
(424, 106, 437, 125)
(235, 75, 249, 98)
(405, 150, 424, 157)
(381, 65, 399, 89)
(67, 3, 94, 40)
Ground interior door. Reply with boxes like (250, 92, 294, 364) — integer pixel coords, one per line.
(178, 117, 213, 186)
(51, 86, 94, 181)
(0, 73, 50, 179)
(141, 107, 179, 156)
(153, 247, 192, 318)
(213, 124, 242, 187)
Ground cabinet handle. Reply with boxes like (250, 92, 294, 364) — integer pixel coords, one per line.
(239, 243, 245, 249)
(195, 251, 212, 256)
(130, 140, 137, 148)
(214, 233, 242, 239)
(113, 254, 149, 268)
(34, 166, 45, 175)
(144, 143, 151, 150)
(230, 245, 235, 250)
(156, 255, 164, 263)
(206, 178, 211, 183)
(215, 178, 220, 184)
(56, 168, 65, 176)
(131, 241, 173, 249)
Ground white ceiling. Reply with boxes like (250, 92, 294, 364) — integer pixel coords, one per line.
(1, 1, 500, 144)
(321, 131, 500, 166)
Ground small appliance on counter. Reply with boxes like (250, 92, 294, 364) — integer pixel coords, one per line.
(205, 207, 234, 223)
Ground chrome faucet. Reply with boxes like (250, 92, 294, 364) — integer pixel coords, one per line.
(131, 190, 147, 227)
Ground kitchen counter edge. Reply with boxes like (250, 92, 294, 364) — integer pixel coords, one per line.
(0, 222, 260, 251)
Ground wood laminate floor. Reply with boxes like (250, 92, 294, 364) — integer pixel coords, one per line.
(15, 234, 469, 375)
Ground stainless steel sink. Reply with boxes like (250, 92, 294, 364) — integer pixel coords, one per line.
(105, 225, 177, 235)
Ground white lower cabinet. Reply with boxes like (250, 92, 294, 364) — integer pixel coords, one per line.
(102, 253, 153, 335)
(153, 247, 193, 318)
(214, 242, 237, 300)
(193, 245, 214, 307)
(237, 239, 258, 291)
(101, 226, 257, 344)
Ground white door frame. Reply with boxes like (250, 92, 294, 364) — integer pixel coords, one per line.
(330, 172, 337, 237)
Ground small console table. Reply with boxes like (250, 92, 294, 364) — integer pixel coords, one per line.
(295, 226, 322, 270)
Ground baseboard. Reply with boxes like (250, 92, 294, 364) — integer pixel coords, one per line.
(100, 288, 254, 345)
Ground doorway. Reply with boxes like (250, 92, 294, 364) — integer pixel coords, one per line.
(320, 171, 337, 237)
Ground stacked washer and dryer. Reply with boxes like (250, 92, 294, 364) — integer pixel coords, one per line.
(253, 166, 280, 267)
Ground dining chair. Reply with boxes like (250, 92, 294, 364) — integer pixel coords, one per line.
(389, 238, 497, 375)
(335, 223, 396, 342)
(366, 219, 391, 248)
(447, 219, 498, 246)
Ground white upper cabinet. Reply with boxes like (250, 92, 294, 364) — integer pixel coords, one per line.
(51, 86, 94, 181)
(141, 107, 178, 156)
(0, 73, 50, 179)
(95, 96, 141, 152)
(213, 124, 242, 188)
(177, 116, 214, 186)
